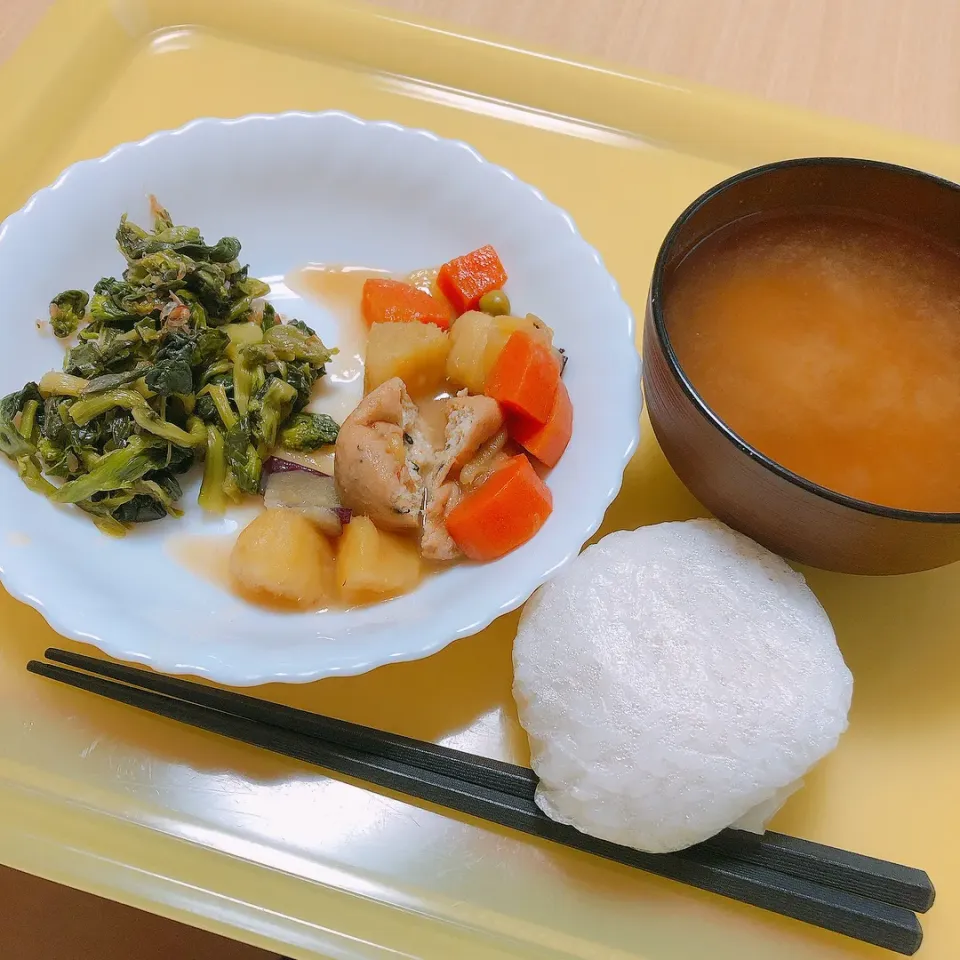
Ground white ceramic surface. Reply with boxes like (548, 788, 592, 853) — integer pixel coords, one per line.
(0, 112, 641, 685)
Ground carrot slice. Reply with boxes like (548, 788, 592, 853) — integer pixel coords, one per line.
(445, 455, 553, 561)
(361, 279, 451, 330)
(510, 380, 573, 467)
(484, 331, 561, 425)
(437, 245, 508, 314)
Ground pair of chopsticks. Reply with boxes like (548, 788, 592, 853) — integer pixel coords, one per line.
(28, 649, 933, 955)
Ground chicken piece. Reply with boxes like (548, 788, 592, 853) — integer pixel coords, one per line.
(334, 378, 432, 533)
(459, 427, 510, 490)
(421, 393, 505, 561)
(436, 394, 506, 483)
(421, 480, 464, 561)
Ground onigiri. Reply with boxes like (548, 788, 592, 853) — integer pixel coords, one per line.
(512, 519, 853, 854)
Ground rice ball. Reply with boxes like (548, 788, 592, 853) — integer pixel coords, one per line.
(512, 519, 853, 854)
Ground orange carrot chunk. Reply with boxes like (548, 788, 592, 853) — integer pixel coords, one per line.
(446, 455, 553, 561)
(437, 245, 508, 314)
(485, 331, 561, 425)
(361, 278, 451, 330)
(510, 380, 573, 467)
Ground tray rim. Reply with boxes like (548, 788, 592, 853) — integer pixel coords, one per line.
(0, 771, 539, 960)
(4, 0, 960, 215)
(0, 1, 955, 958)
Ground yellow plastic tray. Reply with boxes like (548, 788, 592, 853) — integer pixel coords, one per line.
(0, 2, 957, 958)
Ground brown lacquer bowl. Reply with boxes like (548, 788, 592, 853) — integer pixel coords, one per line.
(644, 157, 960, 575)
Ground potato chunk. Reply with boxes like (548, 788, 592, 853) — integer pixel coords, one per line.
(447, 312, 556, 394)
(364, 321, 450, 395)
(230, 508, 335, 609)
(336, 516, 422, 603)
(446, 311, 495, 393)
(494, 313, 554, 347)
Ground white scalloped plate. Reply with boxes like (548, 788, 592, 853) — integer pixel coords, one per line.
(0, 112, 640, 685)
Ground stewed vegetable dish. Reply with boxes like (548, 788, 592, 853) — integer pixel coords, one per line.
(0, 206, 573, 610)
(232, 244, 574, 609)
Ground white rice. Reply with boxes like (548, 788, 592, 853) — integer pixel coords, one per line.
(512, 519, 853, 854)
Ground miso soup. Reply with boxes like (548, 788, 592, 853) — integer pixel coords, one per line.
(665, 211, 960, 512)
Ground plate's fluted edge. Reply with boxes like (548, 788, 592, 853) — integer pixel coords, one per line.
(0, 110, 642, 686)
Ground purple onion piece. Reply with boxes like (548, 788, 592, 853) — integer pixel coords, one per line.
(262, 455, 331, 479)
(261, 468, 347, 537)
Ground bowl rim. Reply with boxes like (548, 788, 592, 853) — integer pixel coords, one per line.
(649, 155, 960, 526)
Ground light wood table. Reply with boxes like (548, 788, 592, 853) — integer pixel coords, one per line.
(2, 0, 959, 143)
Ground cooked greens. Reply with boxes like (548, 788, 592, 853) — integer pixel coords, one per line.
(278, 413, 341, 451)
(0, 198, 339, 535)
(48, 290, 89, 339)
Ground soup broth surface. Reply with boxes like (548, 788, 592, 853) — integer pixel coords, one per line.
(666, 211, 960, 512)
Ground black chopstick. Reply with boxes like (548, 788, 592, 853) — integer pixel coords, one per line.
(42, 647, 538, 798)
(39, 647, 935, 914)
(28, 653, 925, 955)
(704, 829, 933, 916)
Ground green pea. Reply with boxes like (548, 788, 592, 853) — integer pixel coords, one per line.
(479, 289, 511, 317)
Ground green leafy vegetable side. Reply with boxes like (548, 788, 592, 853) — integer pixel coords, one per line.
(0, 198, 338, 534)
(278, 413, 340, 451)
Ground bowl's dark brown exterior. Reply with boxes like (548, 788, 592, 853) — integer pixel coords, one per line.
(644, 157, 960, 575)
